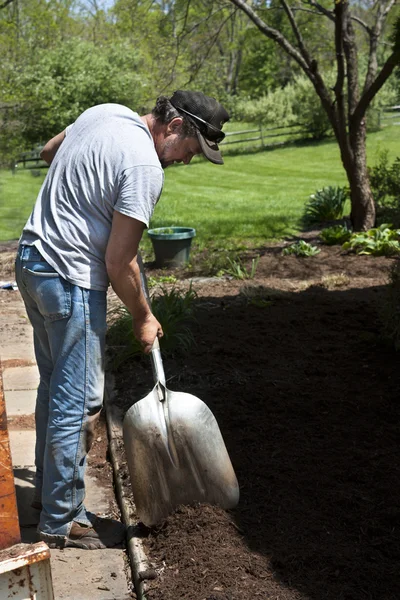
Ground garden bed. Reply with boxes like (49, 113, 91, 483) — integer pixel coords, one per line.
(109, 242, 400, 600)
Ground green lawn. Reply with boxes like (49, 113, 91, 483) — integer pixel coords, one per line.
(0, 124, 398, 245)
(0, 169, 47, 241)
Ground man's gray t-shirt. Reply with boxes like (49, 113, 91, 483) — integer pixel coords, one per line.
(20, 104, 164, 291)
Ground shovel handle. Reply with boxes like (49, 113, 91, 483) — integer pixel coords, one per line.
(137, 253, 166, 388)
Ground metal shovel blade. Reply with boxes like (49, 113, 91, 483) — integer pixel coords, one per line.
(123, 382, 240, 527)
(122, 254, 239, 527)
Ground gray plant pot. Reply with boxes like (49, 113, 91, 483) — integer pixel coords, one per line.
(147, 227, 196, 268)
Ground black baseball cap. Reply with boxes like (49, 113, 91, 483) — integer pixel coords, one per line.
(169, 90, 229, 165)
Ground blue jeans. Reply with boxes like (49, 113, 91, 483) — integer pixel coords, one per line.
(15, 245, 107, 540)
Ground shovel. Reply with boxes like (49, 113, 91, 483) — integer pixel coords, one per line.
(122, 256, 239, 527)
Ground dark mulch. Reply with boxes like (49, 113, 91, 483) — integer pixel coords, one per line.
(110, 245, 400, 600)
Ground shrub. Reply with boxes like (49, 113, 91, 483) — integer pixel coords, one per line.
(368, 151, 400, 206)
(290, 74, 332, 139)
(320, 225, 352, 245)
(233, 74, 332, 139)
(342, 224, 400, 256)
(282, 240, 321, 257)
(234, 87, 297, 127)
(303, 186, 348, 224)
(107, 285, 197, 369)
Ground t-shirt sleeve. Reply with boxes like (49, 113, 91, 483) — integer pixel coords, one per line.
(65, 123, 74, 136)
(114, 165, 164, 227)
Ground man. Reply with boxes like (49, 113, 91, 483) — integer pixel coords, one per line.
(15, 90, 229, 550)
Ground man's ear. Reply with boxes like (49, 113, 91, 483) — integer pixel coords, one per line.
(166, 117, 184, 136)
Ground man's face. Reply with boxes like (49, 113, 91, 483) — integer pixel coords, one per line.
(155, 118, 202, 168)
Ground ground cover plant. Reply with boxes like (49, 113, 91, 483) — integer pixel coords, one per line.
(343, 224, 400, 256)
(320, 224, 352, 245)
(282, 240, 320, 257)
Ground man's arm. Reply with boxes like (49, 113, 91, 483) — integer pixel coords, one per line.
(40, 130, 66, 165)
(105, 211, 163, 353)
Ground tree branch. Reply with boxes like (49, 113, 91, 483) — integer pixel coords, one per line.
(307, 0, 335, 23)
(0, 0, 15, 9)
(354, 51, 400, 126)
(228, 0, 309, 71)
(333, 0, 352, 158)
(280, 0, 312, 67)
(351, 15, 372, 35)
(364, 0, 397, 92)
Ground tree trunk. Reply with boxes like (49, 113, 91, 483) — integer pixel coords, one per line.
(341, 118, 376, 231)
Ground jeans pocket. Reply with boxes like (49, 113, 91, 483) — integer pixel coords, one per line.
(22, 266, 72, 321)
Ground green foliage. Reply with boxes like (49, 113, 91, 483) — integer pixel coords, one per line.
(303, 186, 348, 224)
(233, 87, 297, 127)
(225, 256, 260, 280)
(233, 74, 332, 139)
(290, 74, 332, 139)
(342, 224, 400, 256)
(369, 151, 400, 206)
(147, 275, 178, 288)
(107, 285, 197, 369)
(12, 40, 146, 147)
(282, 240, 321, 257)
(381, 260, 400, 351)
(320, 225, 352, 245)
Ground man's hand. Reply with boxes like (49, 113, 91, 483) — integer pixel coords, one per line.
(133, 312, 163, 354)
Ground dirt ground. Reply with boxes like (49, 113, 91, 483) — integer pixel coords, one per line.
(2, 239, 400, 600)
(111, 241, 400, 600)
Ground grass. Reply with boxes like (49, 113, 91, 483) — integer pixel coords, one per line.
(0, 169, 46, 241)
(0, 124, 399, 247)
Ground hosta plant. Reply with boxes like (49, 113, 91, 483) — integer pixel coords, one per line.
(320, 225, 352, 245)
(282, 240, 320, 257)
(342, 224, 400, 256)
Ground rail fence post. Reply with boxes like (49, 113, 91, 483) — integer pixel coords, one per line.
(259, 123, 264, 147)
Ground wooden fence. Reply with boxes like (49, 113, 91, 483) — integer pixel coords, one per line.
(220, 122, 308, 150)
(380, 105, 400, 127)
(13, 106, 400, 171)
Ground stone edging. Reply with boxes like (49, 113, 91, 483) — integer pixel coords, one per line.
(104, 374, 150, 600)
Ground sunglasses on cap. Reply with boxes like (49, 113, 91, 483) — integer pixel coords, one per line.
(174, 106, 225, 144)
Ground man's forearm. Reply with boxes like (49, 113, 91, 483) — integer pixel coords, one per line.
(40, 130, 66, 165)
(108, 257, 151, 320)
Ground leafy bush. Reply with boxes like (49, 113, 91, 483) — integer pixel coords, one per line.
(290, 74, 332, 139)
(4, 39, 147, 158)
(303, 186, 348, 224)
(234, 87, 297, 127)
(320, 225, 352, 245)
(342, 224, 400, 256)
(233, 74, 332, 139)
(381, 260, 400, 350)
(282, 240, 321, 257)
(107, 285, 197, 369)
(368, 151, 400, 206)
